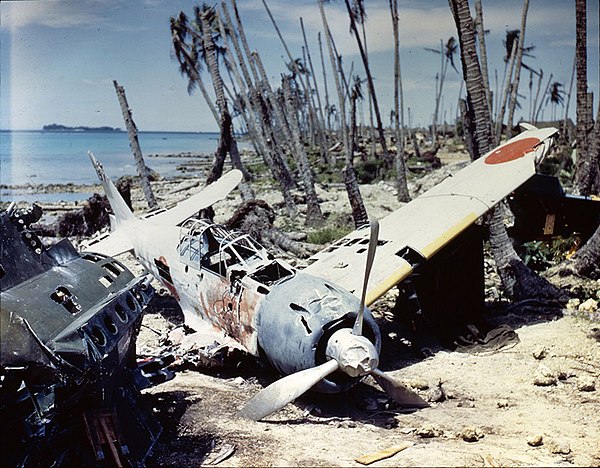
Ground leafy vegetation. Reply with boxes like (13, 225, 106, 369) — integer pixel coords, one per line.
(307, 215, 353, 244)
(517, 235, 580, 271)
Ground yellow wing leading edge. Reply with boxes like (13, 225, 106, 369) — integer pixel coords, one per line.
(302, 125, 558, 306)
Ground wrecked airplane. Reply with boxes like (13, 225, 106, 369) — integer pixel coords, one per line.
(0, 203, 167, 466)
(86, 124, 560, 421)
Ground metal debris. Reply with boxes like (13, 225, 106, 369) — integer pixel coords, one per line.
(0, 204, 168, 466)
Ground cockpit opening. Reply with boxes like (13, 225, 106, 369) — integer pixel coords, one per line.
(178, 218, 270, 277)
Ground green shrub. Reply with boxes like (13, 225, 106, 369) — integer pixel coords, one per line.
(307, 219, 353, 245)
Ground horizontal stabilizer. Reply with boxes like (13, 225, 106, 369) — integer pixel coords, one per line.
(84, 229, 134, 257)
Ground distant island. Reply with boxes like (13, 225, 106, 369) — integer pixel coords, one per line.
(42, 124, 124, 133)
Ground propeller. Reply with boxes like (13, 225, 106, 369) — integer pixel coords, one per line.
(353, 218, 379, 336)
(238, 219, 428, 421)
(237, 360, 339, 421)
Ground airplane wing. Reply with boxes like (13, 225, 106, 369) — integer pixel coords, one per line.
(150, 169, 243, 227)
(302, 126, 558, 306)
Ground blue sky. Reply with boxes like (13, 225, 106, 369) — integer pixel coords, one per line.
(1, 0, 598, 132)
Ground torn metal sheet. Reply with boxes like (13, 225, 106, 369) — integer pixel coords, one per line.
(0, 204, 167, 466)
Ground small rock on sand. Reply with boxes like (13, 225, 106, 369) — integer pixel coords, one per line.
(533, 365, 557, 386)
(527, 434, 544, 447)
(577, 376, 596, 392)
(460, 427, 484, 442)
(546, 439, 571, 455)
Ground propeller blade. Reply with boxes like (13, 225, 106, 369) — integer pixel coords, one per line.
(238, 359, 339, 421)
(372, 368, 430, 408)
(353, 218, 380, 336)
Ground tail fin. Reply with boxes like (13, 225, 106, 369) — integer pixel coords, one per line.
(88, 151, 135, 229)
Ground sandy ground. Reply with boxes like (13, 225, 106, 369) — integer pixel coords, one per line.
(137, 292, 600, 467)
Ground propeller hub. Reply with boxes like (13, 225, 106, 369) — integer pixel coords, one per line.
(325, 328, 379, 378)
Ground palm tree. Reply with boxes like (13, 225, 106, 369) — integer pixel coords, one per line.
(424, 37, 459, 143)
(171, 6, 256, 201)
(389, 0, 410, 202)
(546, 82, 565, 121)
(343, 0, 391, 164)
(170, 13, 220, 124)
(319, 0, 368, 227)
(449, 0, 560, 300)
(113, 80, 157, 210)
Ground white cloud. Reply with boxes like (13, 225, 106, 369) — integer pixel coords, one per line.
(0, 0, 132, 31)
(243, 1, 457, 58)
(81, 77, 114, 86)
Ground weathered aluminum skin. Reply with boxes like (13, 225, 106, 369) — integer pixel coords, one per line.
(256, 271, 381, 393)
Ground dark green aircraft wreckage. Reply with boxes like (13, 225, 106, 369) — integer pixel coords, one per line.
(0, 203, 172, 466)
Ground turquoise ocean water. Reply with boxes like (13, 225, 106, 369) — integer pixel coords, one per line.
(0, 130, 226, 202)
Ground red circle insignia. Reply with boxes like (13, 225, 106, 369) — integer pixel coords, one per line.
(484, 137, 540, 164)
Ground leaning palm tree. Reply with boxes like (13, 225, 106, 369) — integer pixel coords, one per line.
(113, 80, 157, 210)
(171, 6, 255, 202)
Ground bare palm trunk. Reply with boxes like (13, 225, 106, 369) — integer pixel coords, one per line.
(113, 80, 157, 210)
(449, 0, 560, 300)
(318, 32, 332, 134)
(300, 17, 330, 165)
(574, 0, 600, 196)
(281, 77, 324, 226)
(533, 72, 553, 123)
(390, 0, 410, 202)
(474, 0, 492, 115)
(343, 0, 390, 164)
(319, 0, 368, 227)
(505, 0, 530, 139)
(359, 16, 376, 160)
(495, 40, 517, 143)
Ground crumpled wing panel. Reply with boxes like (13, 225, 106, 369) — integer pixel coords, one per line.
(303, 127, 558, 306)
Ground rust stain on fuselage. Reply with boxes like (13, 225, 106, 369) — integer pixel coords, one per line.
(192, 270, 263, 355)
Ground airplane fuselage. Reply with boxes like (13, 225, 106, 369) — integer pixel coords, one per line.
(128, 217, 381, 393)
